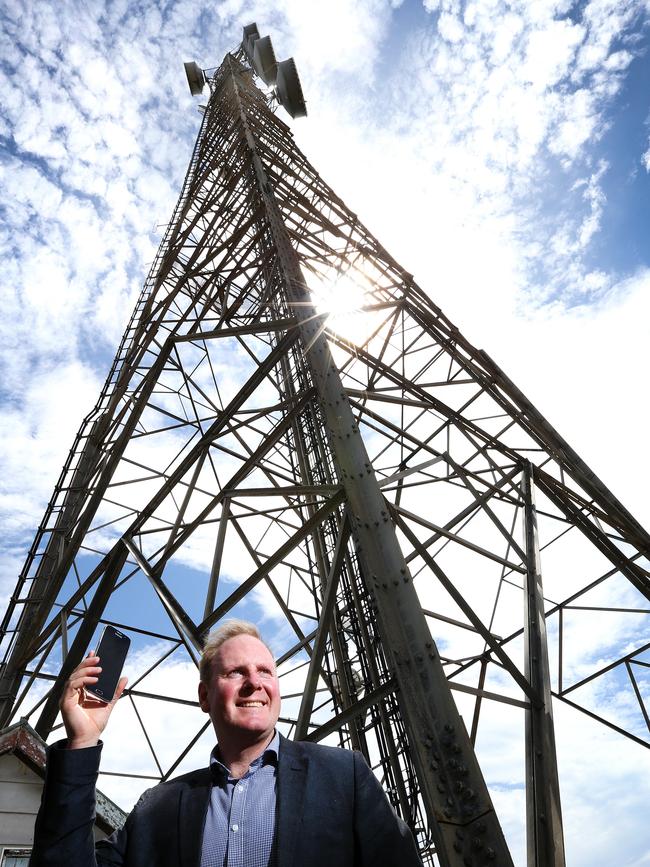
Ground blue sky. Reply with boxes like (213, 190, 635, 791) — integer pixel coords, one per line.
(1, 1, 650, 864)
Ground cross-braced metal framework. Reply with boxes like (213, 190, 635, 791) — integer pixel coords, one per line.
(1, 40, 649, 867)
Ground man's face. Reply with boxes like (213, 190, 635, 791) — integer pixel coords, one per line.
(198, 634, 280, 747)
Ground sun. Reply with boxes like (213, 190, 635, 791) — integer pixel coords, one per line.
(310, 274, 367, 318)
(305, 269, 373, 346)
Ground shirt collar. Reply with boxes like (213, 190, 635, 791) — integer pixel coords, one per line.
(209, 730, 280, 782)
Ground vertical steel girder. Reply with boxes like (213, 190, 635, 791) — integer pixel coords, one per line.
(1, 43, 649, 867)
(522, 463, 565, 866)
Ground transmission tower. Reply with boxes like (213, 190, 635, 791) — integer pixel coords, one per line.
(1, 26, 649, 867)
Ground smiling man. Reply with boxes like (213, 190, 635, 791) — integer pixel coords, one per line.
(198, 624, 280, 778)
(197, 624, 281, 867)
(30, 620, 422, 866)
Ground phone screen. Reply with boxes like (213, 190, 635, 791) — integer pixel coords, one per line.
(86, 625, 130, 703)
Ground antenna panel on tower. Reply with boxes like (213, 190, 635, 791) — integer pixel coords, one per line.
(242, 23, 260, 62)
(253, 35, 277, 85)
(184, 61, 205, 96)
(276, 57, 307, 118)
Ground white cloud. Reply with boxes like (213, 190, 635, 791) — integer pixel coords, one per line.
(0, 360, 101, 580)
(643, 143, 650, 172)
(521, 17, 584, 89)
(437, 11, 465, 42)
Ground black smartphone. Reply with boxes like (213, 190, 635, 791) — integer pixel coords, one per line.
(86, 625, 130, 703)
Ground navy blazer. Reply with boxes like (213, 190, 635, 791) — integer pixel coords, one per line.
(30, 735, 422, 867)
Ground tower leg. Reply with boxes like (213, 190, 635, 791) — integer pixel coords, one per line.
(523, 462, 566, 866)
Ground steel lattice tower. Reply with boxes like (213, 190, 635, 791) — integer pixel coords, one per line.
(1, 30, 649, 867)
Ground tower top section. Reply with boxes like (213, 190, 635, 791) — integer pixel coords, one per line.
(184, 23, 307, 119)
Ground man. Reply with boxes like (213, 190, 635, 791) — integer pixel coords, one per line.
(30, 619, 422, 866)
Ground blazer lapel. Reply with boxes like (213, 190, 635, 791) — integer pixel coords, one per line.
(178, 768, 212, 867)
(276, 736, 308, 867)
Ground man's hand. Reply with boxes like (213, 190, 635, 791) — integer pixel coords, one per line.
(60, 653, 128, 749)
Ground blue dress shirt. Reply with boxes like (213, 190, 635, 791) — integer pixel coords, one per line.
(200, 732, 279, 867)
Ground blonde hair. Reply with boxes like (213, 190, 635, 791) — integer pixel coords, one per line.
(199, 619, 271, 682)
